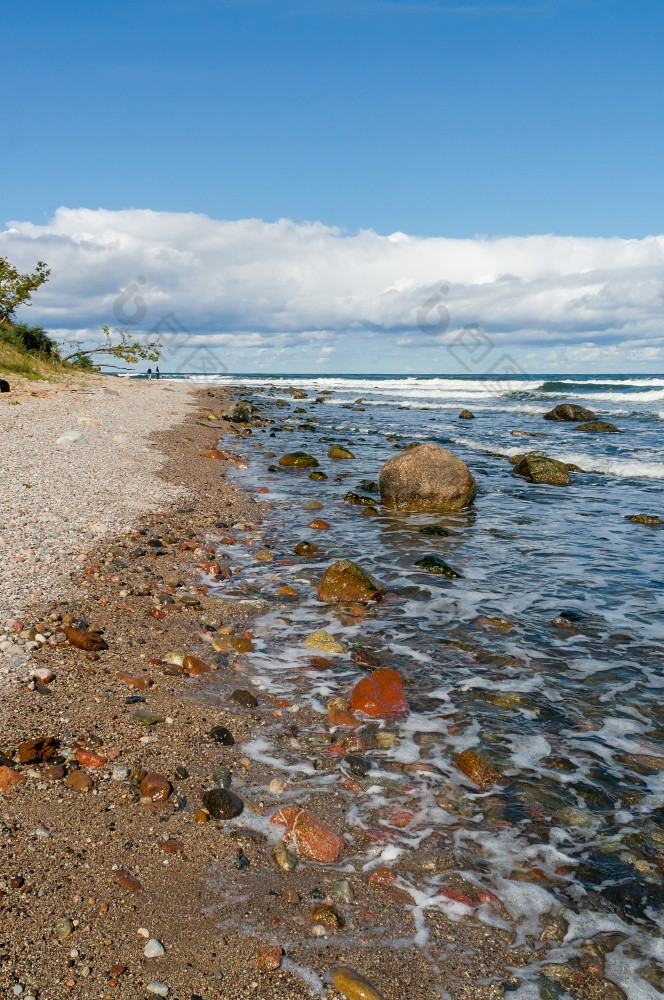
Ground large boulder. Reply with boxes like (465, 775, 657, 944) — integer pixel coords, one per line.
(574, 420, 621, 434)
(513, 454, 571, 486)
(0, 379, 10, 393)
(225, 400, 253, 423)
(544, 403, 596, 422)
(317, 560, 385, 603)
(379, 443, 476, 512)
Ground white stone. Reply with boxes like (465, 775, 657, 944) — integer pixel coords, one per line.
(146, 983, 169, 997)
(144, 938, 165, 959)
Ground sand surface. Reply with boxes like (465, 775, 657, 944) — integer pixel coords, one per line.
(0, 378, 196, 676)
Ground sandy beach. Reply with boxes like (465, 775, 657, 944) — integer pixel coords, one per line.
(0, 379, 646, 1000)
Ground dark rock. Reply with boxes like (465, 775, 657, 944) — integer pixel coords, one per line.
(231, 689, 258, 709)
(0, 379, 10, 393)
(574, 420, 621, 433)
(458, 409, 474, 419)
(210, 725, 235, 746)
(344, 491, 378, 506)
(626, 514, 662, 525)
(344, 754, 373, 775)
(544, 403, 596, 421)
(418, 525, 451, 536)
(202, 787, 244, 819)
(358, 480, 380, 493)
(416, 556, 462, 578)
(513, 454, 571, 486)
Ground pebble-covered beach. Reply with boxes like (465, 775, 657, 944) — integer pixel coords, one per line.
(0, 377, 662, 1000)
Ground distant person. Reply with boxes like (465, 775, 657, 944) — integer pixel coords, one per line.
(155, 366, 160, 380)
(146, 367, 152, 380)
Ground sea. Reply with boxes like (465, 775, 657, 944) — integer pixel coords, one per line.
(164, 373, 664, 997)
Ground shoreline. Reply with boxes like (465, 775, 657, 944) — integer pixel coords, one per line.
(0, 382, 641, 1000)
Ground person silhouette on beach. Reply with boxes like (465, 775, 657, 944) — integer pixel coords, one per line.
(146, 368, 152, 380)
(155, 366, 160, 380)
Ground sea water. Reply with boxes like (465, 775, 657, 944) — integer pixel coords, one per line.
(173, 373, 664, 997)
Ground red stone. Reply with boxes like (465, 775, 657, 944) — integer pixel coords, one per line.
(349, 668, 409, 719)
(328, 708, 360, 728)
(117, 671, 152, 689)
(258, 945, 283, 971)
(116, 870, 142, 892)
(76, 748, 107, 768)
(455, 749, 501, 788)
(182, 655, 211, 676)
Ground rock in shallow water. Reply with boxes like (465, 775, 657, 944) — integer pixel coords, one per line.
(379, 442, 476, 512)
(317, 560, 385, 603)
(455, 749, 501, 787)
(279, 451, 319, 468)
(544, 403, 596, 421)
(349, 668, 409, 719)
(415, 555, 461, 578)
(513, 454, 571, 486)
(574, 420, 621, 433)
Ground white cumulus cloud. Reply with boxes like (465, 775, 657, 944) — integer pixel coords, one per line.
(2, 207, 664, 370)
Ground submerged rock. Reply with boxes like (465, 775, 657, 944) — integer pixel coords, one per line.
(349, 668, 409, 719)
(303, 630, 346, 653)
(513, 454, 571, 485)
(544, 403, 596, 421)
(574, 420, 621, 433)
(344, 491, 377, 506)
(379, 442, 476, 512)
(455, 749, 501, 787)
(317, 560, 385, 603)
(626, 513, 662, 525)
(415, 555, 461, 578)
(271, 807, 345, 862)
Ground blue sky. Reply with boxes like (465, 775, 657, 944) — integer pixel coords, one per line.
(2, 0, 664, 372)
(4, 0, 664, 238)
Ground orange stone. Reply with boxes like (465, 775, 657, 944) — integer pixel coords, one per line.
(139, 772, 171, 802)
(0, 765, 23, 794)
(275, 585, 298, 596)
(308, 519, 331, 530)
(203, 450, 225, 460)
(367, 866, 398, 887)
(258, 945, 283, 971)
(328, 708, 360, 728)
(76, 748, 107, 768)
(182, 655, 212, 676)
(290, 810, 345, 863)
(65, 769, 93, 792)
(455, 749, 501, 788)
(117, 671, 152, 689)
(349, 668, 409, 720)
(270, 806, 300, 830)
(388, 807, 415, 828)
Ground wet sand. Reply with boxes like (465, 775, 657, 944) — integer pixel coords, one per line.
(0, 386, 627, 1000)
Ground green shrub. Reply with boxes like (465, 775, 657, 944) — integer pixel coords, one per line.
(0, 322, 60, 358)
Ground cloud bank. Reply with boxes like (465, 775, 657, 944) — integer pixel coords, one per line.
(2, 207, 664, 371)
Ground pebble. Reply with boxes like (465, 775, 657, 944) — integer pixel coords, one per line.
(144, 938, 166, 958)
(146, 983, 169, 997)
(333, 966, 385, 1000)
(111, 765, 130, 781)
(201, 787, 244, 819)
(53, 918, 74, 940)
(209, 725, 235, 746)
(332, 879, 355, 903)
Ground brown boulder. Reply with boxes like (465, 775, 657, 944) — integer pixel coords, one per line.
(64, 626, 108, 651)
(17, 736, 58, 764)
(544, 403, 596, 422)
(317, 560, 385, 603)
(379, 443, 476, 512)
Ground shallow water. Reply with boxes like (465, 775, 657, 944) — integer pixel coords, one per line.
(182, 373, 664, 997)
